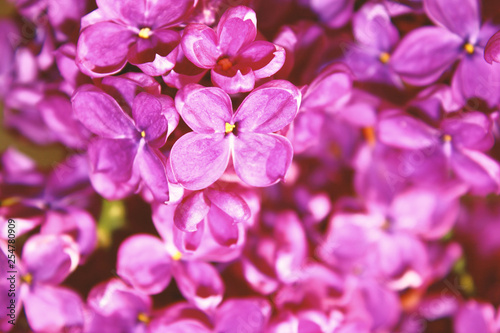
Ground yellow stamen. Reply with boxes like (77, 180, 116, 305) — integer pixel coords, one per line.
(141, 130, 146, 138)
(171, 250, 182, 261)
(138, 27, 151, 39)
(1, 197, 21, 207)
(22, 273, 33, 285)
(218, 57, 233, 71)
(443, 134, 452, 142)
(464, 43, 475, 55)
(362, 126, 376, 146)
(225, 122, 235, 134)
(379, 52, 390, 64)
(137, 312, 151, 324)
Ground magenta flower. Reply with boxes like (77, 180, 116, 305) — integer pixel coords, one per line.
(76, 0, 197, 77)
(170, 80, 301, 190)
(181, 6, 286, 93)
(1, 234, 84, 332)
(391, 0, 500, 106)
(72, 85, 178, 201)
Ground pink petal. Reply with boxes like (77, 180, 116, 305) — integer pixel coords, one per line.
(207, 205, 240, 246)
(22, 234, 79, 285)
(181, 24, 219, 68)
(136, 144, 170, 203)
(485, 31, 500, 64)
(353, 2, 399, 51)
(377, 112, 440, 149)
(211, 67, 256, 94)
(233, 133, 293, 187)
(87, 138, 140, 199)
(175, 84, 233, 134)
(214, 298, 271, 333)
(117, 234, 172, 295)
(23, 285, 84, 333)
(173, 191, 211, 232)
(76, 22, 136, 77)
(217, 6, 257, 56)
(233, 80, 301, 133)
(391, 27, 462, 86)
(132, 92, 169, 142)
(72, 85, 137, 138)
(237, 41, 286, 78)
(451, 53, 500, 107)
(204, 188, 251, 221)
(173, 261, 225, 311)
(423, 0, 480, 39)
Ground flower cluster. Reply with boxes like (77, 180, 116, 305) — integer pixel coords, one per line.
(1, 0, 500, 332)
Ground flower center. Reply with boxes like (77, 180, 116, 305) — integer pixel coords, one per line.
(218, 57, 233, 71)
(138, 27, 152, 39)
(464, 43, 474, 55)
(171, 250, 182, 261)
(225, 122, 236, 134)
(443, 134, 452, 142)
(362, 126, 376, 146)
(22, 273, 33, 285)
(141, 130, 146, 138)
(379, 52, 390, 64)
(137, 312, 151, 324)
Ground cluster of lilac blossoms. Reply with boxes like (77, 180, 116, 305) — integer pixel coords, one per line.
(2, 0, 500, 332)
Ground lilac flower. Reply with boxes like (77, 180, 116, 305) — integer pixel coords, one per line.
(170, 80, 300, 190)
(1, 234, 84, 332)
(391, 0, 500, 106)
(377, 110, 500, 195)
(344, 2, 402, 86)
(76, 0, 197, 77)
(116, 234, 225, 312)
(453, 301, 499, 333)
(72, 85, 178, 201)
(181, 6, 286, 93)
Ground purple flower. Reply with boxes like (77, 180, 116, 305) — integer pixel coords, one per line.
(170, 80, 301, 190)
(181, 6, 286, 93)
(1, 234, 84, 332)
(76, 0, 197, 77)
(391, 0, 500, 106)
(72, 85, 179, 201)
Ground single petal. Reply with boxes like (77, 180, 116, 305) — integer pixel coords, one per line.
(22, 234, 79, 284)
(423, 0, 480, 39)
(204, 188, 251, 221)
(391, 27, 463, 86)
(217, 6, 257, 56)
(95, 0, 145, 26)
(211, 66, 256, 94)
(233, 80, 301, 133)
(181, 24, 219, 69)
(214, 298, 271, 333)
(233, 133, 293, 187)
(76, 22, 136, 77)
(173, 219, 205, 252)
(23, 285, 84, 333)
(136, 144, 170, 203)
(377, 112, 439, 149)
(485, 30, 500, 64)
(451, 53, 500, 107)
(146, 0, 197, 28)
(207, 205, 239, 246)
(237, 41, 286, 78)
(450, 148, 500, 195)
(41, 208, 97, 260)
(454, 301, 496, 333)
(353, 2, 399, 51)
(173, 191, 210, 232)
(72, 85, 137, 138)
(173, 261, 225, 312)
(175, 84, 233, 134)
(117, 234, 172, 295)
(87, 138, 140, 199)
(136, 51, 177, 77)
